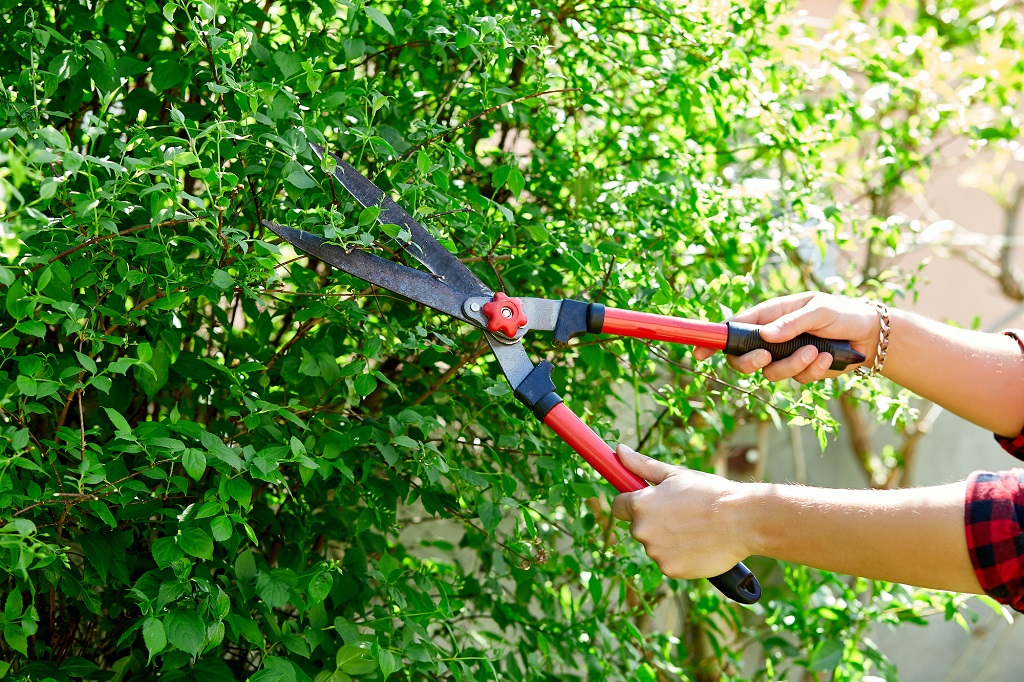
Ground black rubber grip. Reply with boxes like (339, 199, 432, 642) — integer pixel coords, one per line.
(709, 562, 761, 604)
(724, 322, 865, 371)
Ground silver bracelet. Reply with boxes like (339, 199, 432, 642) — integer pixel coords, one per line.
(857, 301, 891, 377)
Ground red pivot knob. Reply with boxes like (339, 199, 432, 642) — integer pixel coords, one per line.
(481, 292, 528, 338)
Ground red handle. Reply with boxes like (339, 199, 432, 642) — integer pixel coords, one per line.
(600, 308, 727, 349)
(541, 400, 763, 604)
(542, 402, 647, 492)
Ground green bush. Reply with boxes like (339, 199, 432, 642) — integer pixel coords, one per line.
(1, 0, 1021, 680)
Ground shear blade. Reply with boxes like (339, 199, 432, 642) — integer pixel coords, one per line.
(265, 221, 486, 325)
(309, 143, 491, 299)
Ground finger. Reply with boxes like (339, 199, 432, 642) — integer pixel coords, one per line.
(790, 351, 835, 384)
(757, 305, 835, 343)
(761, 345, 819, 382)
(727, 292, 818, 325)
(616, 444, 676, 485)
(610, 492, 635, 522)
(724, 349, 772, 375)
(693, 346, 716, 362)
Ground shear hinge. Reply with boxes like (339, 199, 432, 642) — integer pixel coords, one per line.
(512, 361, 564, 420)
(553, 300, 606, 346)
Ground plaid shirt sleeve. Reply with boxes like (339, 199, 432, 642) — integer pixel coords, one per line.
(965, 470, 1024, 611)
(964, 330, 1024, 611)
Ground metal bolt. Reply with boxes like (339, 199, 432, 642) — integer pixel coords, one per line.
(470, 302, 480, 312)
(501, 307, 513, 318)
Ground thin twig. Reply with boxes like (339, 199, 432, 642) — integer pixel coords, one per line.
(326, 41, 432, 75)
(92, 458, 177, 498)
(399, 89, 580, 161)
(647, 345, 829, 425)
(0, 405, 63, 492)
(10, 493, 99, 520)
(265, 317, 325, 370)
(423, 206, 472, 220)
(411, 341, 489, 406)
(16, 218, 201, 278)
(77, 390, 86, 462)
(459, 254, 512, 265)
(597, 256, 616, 300)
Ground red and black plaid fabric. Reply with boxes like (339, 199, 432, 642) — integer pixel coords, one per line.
(965, 470, 1024, 611)
(964, 329, 1024, 611)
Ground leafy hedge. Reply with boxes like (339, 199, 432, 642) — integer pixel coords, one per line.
(1, 0, 1021, 680)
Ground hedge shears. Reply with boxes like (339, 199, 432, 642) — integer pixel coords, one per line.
(265, 144, 865, 605)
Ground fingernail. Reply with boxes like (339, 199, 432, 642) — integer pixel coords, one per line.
(753, 351, 770, 368)
(818, 354, 833, 369)
(801, 347, 817, 363)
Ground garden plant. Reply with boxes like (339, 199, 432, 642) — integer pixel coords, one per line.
(1, 0, 1023, 680)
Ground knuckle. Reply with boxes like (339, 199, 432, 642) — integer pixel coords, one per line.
(630, 521, 653, 545)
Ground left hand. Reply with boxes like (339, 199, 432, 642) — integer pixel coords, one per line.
(610, 445, 752, 579)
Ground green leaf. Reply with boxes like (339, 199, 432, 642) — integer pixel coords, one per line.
(379, 649, 398, 678)
(3, 624, 28, 656)
(256, 571, 292, 608)
(416, 150, 430, 175)
(252, 656, 301, 682)
(285, 170, 316, 189)
(182, 449, 207, 480)
(337, 644, 376, 675)
(364, 7, 394, 36)
(5, 278, 30, 319)
(164, 610, 205, 657)
(478, 502, 502, 532)
(5, 591, 23, 620)
(234, 550, 257, 581)
(492, 165, 512, 189)
(12, 429, 29, 451)
(75, 350, 97, 374)
(227, 477, 252, 508)
(211, 516, 233, 542)
(143, 617, 167, 661)
(456, 26, 477, 49)
(177, 528, 214, 560)
(151, 536, 184, 568)
(390, 435, 417, 449)
(103, 407, 132, 434)
(15, 320, 46, 338)
(79, 532, 115, 582)
(152, 60, 186, 91)
(307, 571, 333, 605)
(807, 639, 844, 672)
(507, 167, 525, 197)
(358, 205, 380, 225)
(212, 269, 234, 289)
(274, 52, 302, 79)
(354, 373, 377, 397)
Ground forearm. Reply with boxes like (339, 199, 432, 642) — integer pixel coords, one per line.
(737, 480, 982, 594)
(880, 309, 1024, 437)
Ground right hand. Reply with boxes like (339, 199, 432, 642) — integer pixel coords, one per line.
(694, 292, 880, 383)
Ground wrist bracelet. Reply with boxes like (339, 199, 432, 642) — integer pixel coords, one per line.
(858, 300, 891, 377)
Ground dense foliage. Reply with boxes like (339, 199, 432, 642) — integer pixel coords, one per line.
(1, 0, 1022, 680)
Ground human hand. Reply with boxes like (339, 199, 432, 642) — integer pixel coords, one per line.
(693, 292, 879, 383)
(610, 445, 752, 580)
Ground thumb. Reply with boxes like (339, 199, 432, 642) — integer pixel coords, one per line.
(616, 444, 676, 485)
